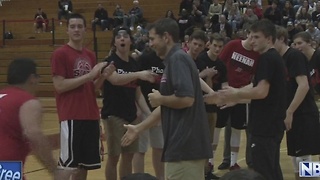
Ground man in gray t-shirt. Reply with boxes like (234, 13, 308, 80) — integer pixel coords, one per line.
(121, 18, 212, 180)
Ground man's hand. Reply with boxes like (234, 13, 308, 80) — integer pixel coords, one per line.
(101, 61, 116, 79)
(201, 67, 218, 78)
(148, 89, 162, 107)
(90, 62, 108, 80)
(138, 70, 157, 83)
(121, 124, 139, 146)
(284, 112, 293, 131)
(203, 91, 219, 104)
(217, 86, 240, 106)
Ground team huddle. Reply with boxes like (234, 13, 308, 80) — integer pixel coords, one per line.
(1, 12, 320, 180)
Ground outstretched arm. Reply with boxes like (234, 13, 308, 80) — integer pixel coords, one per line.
(20, 99, 57, 175)
(121, 106, 161, 146)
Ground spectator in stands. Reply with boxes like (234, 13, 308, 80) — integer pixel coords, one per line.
(191, 0, 207, 26)
(312, 2, 320, 23)
(182, 34, 190, 51)
(212, 14, 232, 38)
(92, 4, 109, 31)
(250, 0, 263, 19)
(296, 7, 312, 30)
(282, 1, 295, 26)
(227, 4, 242, 33)
(296, 0, 314, 18)
(125, 0, 143, 31)
(242, 8, 258, 31)
(293, 0, 304, 13)
(238, 0, 250, 13)
(34, 8, 48, 33)
(208, 0, 222, 21)
(113, 4, 126, 28)
(58, 0, 72, 25)
(223, 0, 236, 18)
(178, 9, 194, 41)
(165, 10, 177, 21)
(179, 0, 193, 16)
(264, 1, 282, 25)
(306, 22, 320, 42)
(287, 21, 301, 45)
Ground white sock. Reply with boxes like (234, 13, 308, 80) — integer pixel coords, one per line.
(231, 152, 238, 166)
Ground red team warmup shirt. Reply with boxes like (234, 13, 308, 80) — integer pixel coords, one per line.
(218, 39, 260, 87)
(51, 45, 100, 121)
(0, 87, 34, 164)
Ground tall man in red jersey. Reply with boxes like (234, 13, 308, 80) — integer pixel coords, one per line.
(215, 34, 260, 170)
(51, 13, 115, 180)
(0, 58, 57, 179)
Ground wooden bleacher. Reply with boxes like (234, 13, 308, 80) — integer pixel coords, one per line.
(0, 0, 179, 97)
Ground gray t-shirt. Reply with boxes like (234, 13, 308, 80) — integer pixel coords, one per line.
(160, 44, 212, 162)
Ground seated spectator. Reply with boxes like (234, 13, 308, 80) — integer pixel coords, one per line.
(208, 0, 222, 20)
(92, 4, 109, 31)
(264, 1, 282, 25)
(182, 34, 190, 52)
(250, 0, 263, 19)
(296, 7, 312, 30)
(113, 4, 126, 28)
(212, 14, 232, 38)
(287, 21, 301, 45)
(178, 8, 194, 41)
(282, 1, 295, 26)
(125, 0, 143, 31)
(306, 22, 320, 42)
(312, 2, 320, 23)
(223, 0, 236, 17)
(227, 4, 242, 32)
(179, 0, 193, 16)
(135, 33, 148, 52)
(58, 0, 72, 25)
(296, 0, 314, 19)
(191, 0, 207, 26)
(238, 0, 250, 13)
(165, 10, 176, 21)
(33, 8, 48, 33)
(242, 8, 258, 31)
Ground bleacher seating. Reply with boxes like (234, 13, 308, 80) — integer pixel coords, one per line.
(0, 0, 179, 97)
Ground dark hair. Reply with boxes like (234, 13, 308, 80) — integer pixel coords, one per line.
(220, 169, 266, 180)
(189, 30, 208, 42)
(293, 31, 313, 43)
(7, 58, 37, 85)
(250, 19, 276, 43)
(67, 13, 86, 27)
(146, 18, 180, 43)
(209, 33, 225, 43)
(110, 26, 134, 49)
(275, 25, 289, 44)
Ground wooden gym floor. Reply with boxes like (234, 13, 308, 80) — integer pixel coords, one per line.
(23, 97, 320, 180)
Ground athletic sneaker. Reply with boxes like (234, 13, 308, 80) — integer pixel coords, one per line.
(205, 171, 220, 180)
(205, 162, 220, 180)
(217, 162, 230, 170)
(229, 163, 241, 171)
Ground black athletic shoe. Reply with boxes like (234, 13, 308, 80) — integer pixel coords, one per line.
(217, 162, 230, 170)
(205, 171, 220, 180)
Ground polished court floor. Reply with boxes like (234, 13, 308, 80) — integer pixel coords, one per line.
(23, 98, 320, 180)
